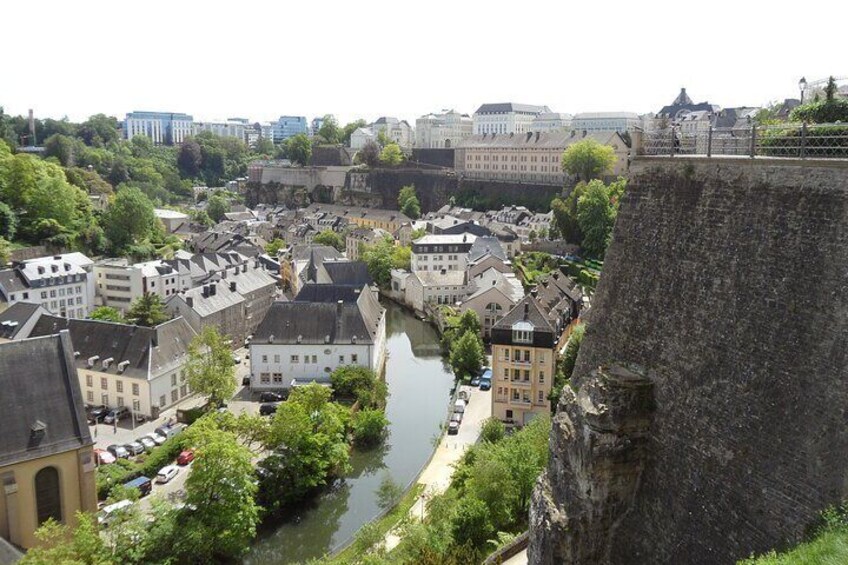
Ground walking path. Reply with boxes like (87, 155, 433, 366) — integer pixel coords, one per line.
(384, 384, 491, 551)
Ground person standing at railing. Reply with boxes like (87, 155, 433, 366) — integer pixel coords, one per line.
(672, 124, 682, 155)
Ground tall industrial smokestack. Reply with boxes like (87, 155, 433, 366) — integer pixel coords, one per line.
(28, 109, 36, 146)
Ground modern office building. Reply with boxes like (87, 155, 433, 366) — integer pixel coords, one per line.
(124, 111, 194, 145)
(192, 119, 247, 141)
(271, 116, 309, 143)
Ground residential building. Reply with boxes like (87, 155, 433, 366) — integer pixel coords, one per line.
(0, 331, 97, 550)
(0, 253, 95, 318)
(491, 273, 584, 426)
(472, 103, 551, 135)
(570, 112, 641, 134)
(284, 245, 344, 294)
(192, 119, 247, 140)
(124, 111, 194, 145)
(415, 109, 473, 148)
(271, 116, 308, 143)
(530, 112, 573, 133)
(371, 117, 413, 149)
(27, 316, 197, 418)
(154, 208, 189, 233)
(166, 268, 277, 345)
(346, 227, 391, 260)
(0, 302, 48, 342)
(411, 233, 477, 272)
(302, 203, 411, 233)
(455, 131, 629, 184)
(350, 127, 376, 150)
(460, 268, 524, 339)
(249, 285, 386, 390)
(655, 88, 718, 123)
(403, 269, 472, 312)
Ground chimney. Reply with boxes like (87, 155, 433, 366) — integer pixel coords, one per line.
(201, 286, 209, 297)
(230, 281, 236, 292)
(336, 300, 344, 324)
(209, 283, 216, 296)
(28, 109, 36, 145)
(523, 301, 530, 319)
(186, 296, 194, 308)
(531, 288, 538, 298)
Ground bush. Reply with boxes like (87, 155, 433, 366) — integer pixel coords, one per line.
(351, 409, 389, 447)
(96, 458, 142, 500)
(450, 496, 495, 549)
(138, 436, 186, 477)
(480, 418, 505, 443)
(330, 365, 387, 408)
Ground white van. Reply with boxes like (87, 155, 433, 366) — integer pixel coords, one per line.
(453, 399, 467, 414)
(97, 499, 134, 526)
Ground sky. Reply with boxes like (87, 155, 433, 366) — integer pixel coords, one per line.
(3, 0, 846, 126)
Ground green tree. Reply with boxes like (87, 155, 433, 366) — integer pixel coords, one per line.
(285, 133, 312, 166)
(379, 143, 404, 166)
(375, 472, 403, 510)
(398, 184, 421, 219)
(449, 330, 484, 379)
(102, 186, 157, 252)
(206, 192, 230, 223)
(186, 326, 236, 408)
(0, 237, 10, 265)
(330, 365, 386, 407)
(362, 236, 396, 287)
(19, 512, 108, 565)
(318, 115, 341, 144)
(550, 324, 584, 408)
(355, 139, 381, 168)
(351, 408, 389, 447)
(450, 496, 495, 549)
(551, 182, 588, 243)
(391, 244, 411, 270)
(0, 201, 17, 239)
(457, 309, 482, 337)
(342, 119, 367, 145)
(126, 292, 169, 327)
(177, 139, 203, 178)
(180, 425, 259, 562)
(561, 138, 617, 181)
(313, 229, 345, 251)
(89, 306, 125, 323)
(577, 179, 617, 258)
(253, 136, 275, 155)
(480, 418, 505, 443)
(264, 238, 286, 255)
(43, 133, 79, 167)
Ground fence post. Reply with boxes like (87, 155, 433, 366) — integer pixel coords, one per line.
(707, 126, 713, 158)
(800, 122, 807, 159)
(750, 125, 757, 158)
(669, 129, 674, 157)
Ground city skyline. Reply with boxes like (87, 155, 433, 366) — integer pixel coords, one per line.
(4, 1, 845, 126)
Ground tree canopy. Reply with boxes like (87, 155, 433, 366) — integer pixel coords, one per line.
(313, 229, 345, 251)
(561, 138, 617, 181)
(398, 184, 421, 219)
(125, 292, 169, 327)
(379, 143, 404, 166)
(102, 186, 158, 253)
(283, 133, 312, 166)
(186, 326, 236, 408)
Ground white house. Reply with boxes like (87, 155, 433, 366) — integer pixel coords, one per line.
(410, 233, 477, 272)
(249, 285, 386, 391)
(351, 127, 377, 150)
(0, 252, 95, 318)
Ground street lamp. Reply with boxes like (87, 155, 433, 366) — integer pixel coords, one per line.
(799, 77, 807, 104)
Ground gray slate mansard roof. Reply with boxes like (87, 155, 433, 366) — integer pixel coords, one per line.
(0, 302, 45, 339)
(475, 103, 551, 115)
(0, 331, 92, 467)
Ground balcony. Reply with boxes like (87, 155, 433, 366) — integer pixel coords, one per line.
(510, 378, 532, 387)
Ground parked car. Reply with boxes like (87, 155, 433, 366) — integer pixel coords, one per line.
(458, 390, 470, 403)
(177, 450, 195, 466)
(138, 436, 157, 450)
(260, 402, 280, 416)
(155, 424, 185, 439)
(146, 432, 167, 446)
(124, 441, 145, 456)
(123, 476, 153, 497)
(94, 448, 116, 465)
(448, 421, 460, 435)
(98, 499, 134, 526)
(470, 375, 482, 387)
(480, 368, 493, 382)
(479, 378, 492, 391)
(453, 399, 467, 414)
(450, 412, 463, 424)
(259, 391, 285, 403)
(156, 465, 180, 484)
(88, 405, 109, 423)
(106, 444, 129, 459)
(104, 406, 129, 424)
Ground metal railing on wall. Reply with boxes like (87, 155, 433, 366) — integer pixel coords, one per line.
(640, 123, 848, 159)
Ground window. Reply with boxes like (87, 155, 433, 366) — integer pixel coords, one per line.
(133, 400, 141, 412)
(504, 349, 509, 361)
(35, 467, 62, 525)
(171, 375, 177, 387)
(539, 353, 545, 363)
(503, 368, 508, 379)
(180, 385, 187, 397)
(524, 370, 530, 382)
(538, 390, 544, 403)
(351, 354, 358, 364)
(272, 373, 283, 383)
(100, 377, 107, 390)
(86, 374, 93, 387)
(171, 390, 178, 403)
(86, 391, 94, 403)
(274, 354, 280, 363)
(524, 350, 531, 362)
(160, 395, 166, 407)
(41, 291, 47, 299)
(291, 355, 299, 363)
(260, 373, 271, 384)
(539, 371, 545, 384)
(262, 355, 268, 363)
(339, 355, 345, 364)
(116, 381, 123, 393)
(311, 355, 317, 364)
(117, 397, 124, 407)
(132, 383, 139, 396)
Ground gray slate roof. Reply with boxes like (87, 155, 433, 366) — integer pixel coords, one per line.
(254, 288, 383, 346)
(468, 237, 507, 262)
(0, 302, 44, 339)
(0, 332, 92, 467)
(323, 261, 373, 286)
(475, 103, 550, 115)
(493, 295, 555, 334)
(294, 284, 368, 303)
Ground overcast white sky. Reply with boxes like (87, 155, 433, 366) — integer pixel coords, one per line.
(3, 0, 846, 126)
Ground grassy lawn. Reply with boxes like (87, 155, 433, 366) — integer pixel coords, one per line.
(327, 482, 425, 563)
(739, 527, 848, 565)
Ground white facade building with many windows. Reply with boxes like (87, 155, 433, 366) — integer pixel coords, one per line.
(472, 103, 551, 135)
(415, 110, 473, 148)
(0, 253, 95, 318)
(410, 233, 477, 272)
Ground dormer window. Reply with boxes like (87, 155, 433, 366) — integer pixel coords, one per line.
(512, 321, 534, 344)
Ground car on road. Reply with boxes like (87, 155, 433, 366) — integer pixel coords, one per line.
(124, 441, 145, 456)
(450, 411, 463, 424)
(156, 465, 180, 484)
(155, 424, 185, 439)
(107, 444, 129, 459)
(98, 499, 134, 526)
(146, 432, 167, 446)
(480, 368, 492, 382)
(177, 450, 195, 466)
(448, 421, 460, 435)
(104, 406, 129, 424)
(88, 405, 109, 423)
(479, 377, 492, 391)
(124, 476, 153, 497)
(259, 402, 280, 416)
(259, 391, 286, 403)
(94, 448, 116, 465)
(138, 436, 157, 450)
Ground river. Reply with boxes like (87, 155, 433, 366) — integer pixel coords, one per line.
(245, 300, 455, 564)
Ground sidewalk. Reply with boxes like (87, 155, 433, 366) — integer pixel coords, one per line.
(384, 384, 491, 551)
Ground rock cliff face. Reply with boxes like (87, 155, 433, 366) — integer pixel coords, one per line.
(530, 157, 848, 564)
